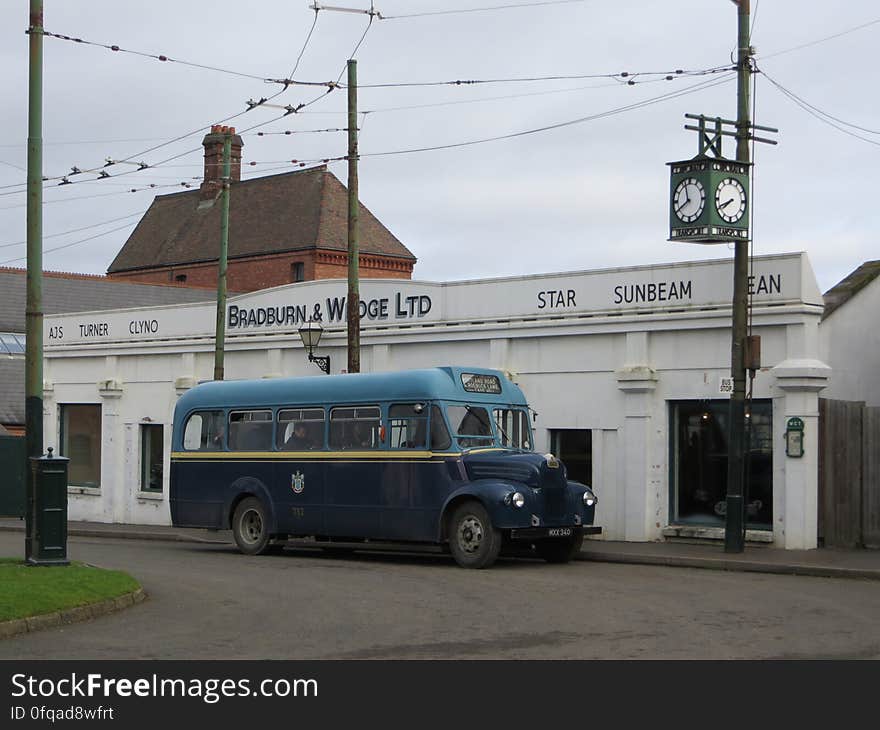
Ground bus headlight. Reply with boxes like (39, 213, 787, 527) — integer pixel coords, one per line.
(505, 491, 525, 508)
(583, 490, 596, 508)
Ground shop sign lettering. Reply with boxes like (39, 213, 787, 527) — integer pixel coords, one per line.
(228, 293, 433, 329)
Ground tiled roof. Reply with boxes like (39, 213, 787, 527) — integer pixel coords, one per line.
(822, 260, 880, 321)
(0, 268, 219, 332)
(107, 166, 415, 273)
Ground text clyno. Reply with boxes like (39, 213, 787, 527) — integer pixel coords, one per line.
(129, 319, 159, 335)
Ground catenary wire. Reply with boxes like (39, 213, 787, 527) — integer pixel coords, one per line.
(377, 0, 587, 19)
(0, 212, 146, 250)
(759, 16, 880, 60)
(760, 68, 880, 147)
(0, 222, 140, 266)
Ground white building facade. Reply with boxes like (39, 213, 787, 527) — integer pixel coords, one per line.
(42, 252, 830, 549)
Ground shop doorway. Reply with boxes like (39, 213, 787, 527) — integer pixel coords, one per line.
(670, 400, 773, 529)
(550, 429, 592, 486)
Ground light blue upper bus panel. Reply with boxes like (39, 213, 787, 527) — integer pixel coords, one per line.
(172, 367, 528, 442)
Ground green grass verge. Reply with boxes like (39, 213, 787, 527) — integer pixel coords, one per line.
(0, 558, 141, 622)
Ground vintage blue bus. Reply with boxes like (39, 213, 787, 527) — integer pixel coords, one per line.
(170, 366, 600, 568)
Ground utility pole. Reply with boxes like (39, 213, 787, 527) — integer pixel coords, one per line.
(346, 59, 361, 374)
(213, 131, 232, 381)
(25, 0, 44, 561)
(724, 0, 752, 553)
(25, 0, 44, 459)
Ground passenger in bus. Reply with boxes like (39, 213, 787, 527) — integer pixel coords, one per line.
(284, 422, 316, 451)
(352, 422, 373, 449)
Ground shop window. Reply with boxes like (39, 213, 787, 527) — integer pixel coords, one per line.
(670, 399, 772, 529)
(60, 404, 102, 488)
(550, 429, 592, 486)
(140, 424, 164, 492)
(291, 262, 305, 283)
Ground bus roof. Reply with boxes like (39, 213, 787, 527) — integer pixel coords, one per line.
(174, 366, 528, 416)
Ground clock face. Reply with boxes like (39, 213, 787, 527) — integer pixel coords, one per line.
(715, 178, 747, 223)
(673, 178, 706, 223)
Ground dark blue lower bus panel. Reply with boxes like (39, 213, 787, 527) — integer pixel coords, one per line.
(170, 367, 601, 568)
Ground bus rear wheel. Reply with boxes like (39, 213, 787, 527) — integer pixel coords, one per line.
(448, 501, 502, 569)
(536, 531, 584, 563)
(232, 497, 272, 555)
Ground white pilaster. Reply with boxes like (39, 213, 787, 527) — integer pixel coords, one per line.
(771, 358, 830, 549)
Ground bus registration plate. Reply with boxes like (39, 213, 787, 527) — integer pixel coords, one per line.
(547, 528, 572, 538)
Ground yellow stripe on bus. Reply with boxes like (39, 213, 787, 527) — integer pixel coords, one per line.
(170, 450, 456, 461)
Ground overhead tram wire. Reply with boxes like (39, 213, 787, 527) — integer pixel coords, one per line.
(246, 71, 735, 167)
(0, 60, 730, 196)
(760, 68, 880, 147)
(758, 16, 880, 60)
(366, 0, 588, 20)
(23, 9, 333, 193)
(342, 65, 735, 89)
(357, 72, 736, 159)
(0, 211, 146, 250)
(0, 183, 194, 211)
(0, 222, 142, 267)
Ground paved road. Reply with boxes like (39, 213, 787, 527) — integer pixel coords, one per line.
(3, 532, 880, 659)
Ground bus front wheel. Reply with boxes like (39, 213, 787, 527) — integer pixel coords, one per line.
(448, 501, 502, 569)
(232, 497, 272, 555)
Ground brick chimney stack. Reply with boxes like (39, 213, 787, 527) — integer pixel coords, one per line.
(200, 125, 243, 199)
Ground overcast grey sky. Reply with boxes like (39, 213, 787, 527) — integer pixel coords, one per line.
(0, 1, 876, 293)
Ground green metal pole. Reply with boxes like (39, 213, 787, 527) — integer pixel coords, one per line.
(25, 0, 45, 562)
(346, 59, 360, 374)
(724, 0, 751, 553)
(213, 133, 231, 381)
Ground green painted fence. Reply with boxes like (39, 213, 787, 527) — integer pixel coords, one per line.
(0, 435, 26, 518)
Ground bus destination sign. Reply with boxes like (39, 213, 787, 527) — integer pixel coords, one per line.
(461, 373, 502, 394)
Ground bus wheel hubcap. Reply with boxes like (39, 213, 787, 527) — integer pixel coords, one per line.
(242, 510, 263, 543)
(458, 517, 483, 553)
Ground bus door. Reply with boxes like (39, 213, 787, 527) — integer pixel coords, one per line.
(274, 408, 326, 536)
(378, 403, 445, 541)
(325, 405, 384, 538)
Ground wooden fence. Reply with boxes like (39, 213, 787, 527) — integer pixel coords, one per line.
(819, 399, 880, 548)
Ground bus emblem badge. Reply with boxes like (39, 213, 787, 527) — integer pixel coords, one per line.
(291, 471, 305, 494)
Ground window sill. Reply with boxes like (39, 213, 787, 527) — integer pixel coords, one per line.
(67, 486, 101, 497)
(662, 525, 774, 544)
(137, 491, 164, 501)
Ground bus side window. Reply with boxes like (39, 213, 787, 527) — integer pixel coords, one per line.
(430, 405, 452, 450)
(278, 408, 325, 451)
(330, 406, 381, 450)
(228, 410, 273, 451)
(389, 404, 428, 449)
(183, 410, 225, 451)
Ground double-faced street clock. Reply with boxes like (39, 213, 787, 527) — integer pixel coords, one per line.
(668, 157, 750, 243)
(668, 114, 753, 244)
